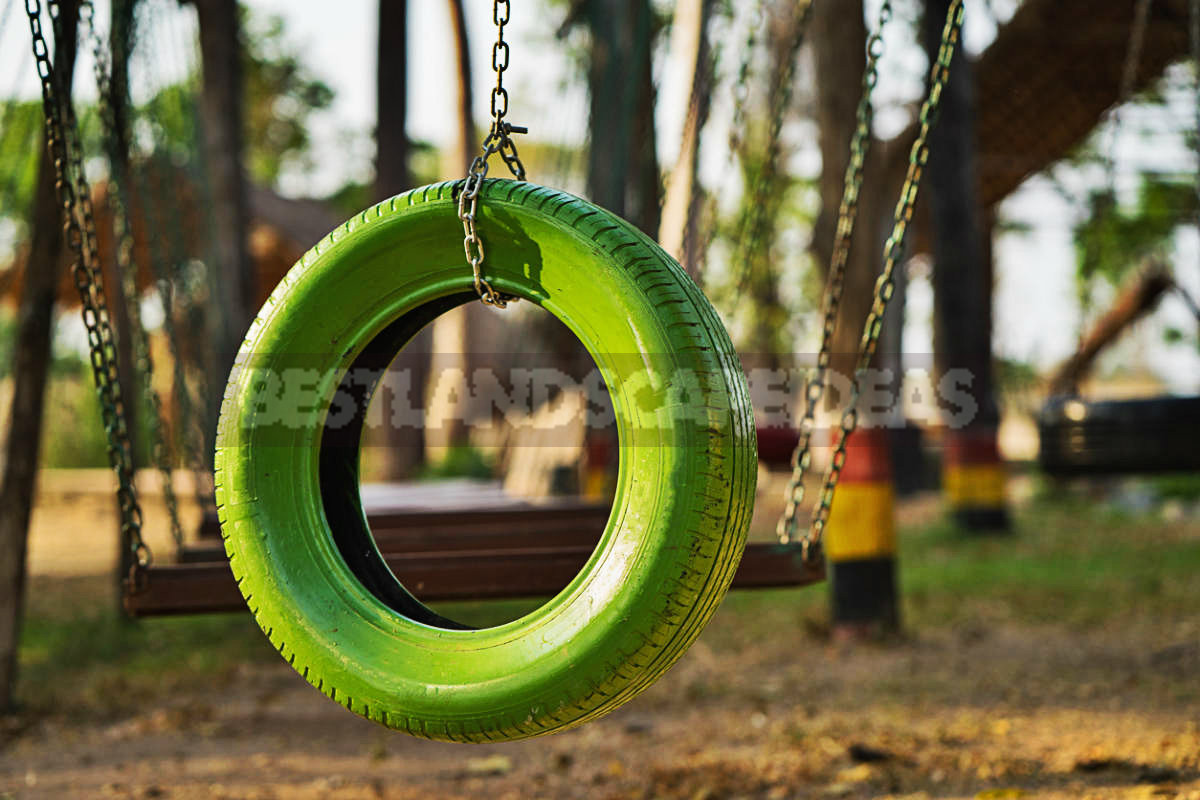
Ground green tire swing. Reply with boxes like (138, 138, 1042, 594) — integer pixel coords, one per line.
(214, 180, 757, 740)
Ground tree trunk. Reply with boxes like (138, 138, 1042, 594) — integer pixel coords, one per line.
(0, 0, 79, 713)
(810, 0, 903, 391)
(658, 0, 714, 278)
(429, 0, 476, 453)
(583, 0, 660, 237)
(447, 0, 474, 176)
(108, 0, 148, 586)
(373, 0, 429, 479)
(971, 0, 1189, 213)
(1048, 261, 1174, 395)
(376, 0, 411, 200)
(925, 0, 997, 429)
(194, 0, 254, 466)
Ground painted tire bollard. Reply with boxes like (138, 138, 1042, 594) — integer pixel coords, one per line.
(824, 427, 899, 635)
(943, 426, 1010, 532)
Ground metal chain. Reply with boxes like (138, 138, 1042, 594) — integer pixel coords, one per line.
(137, 0, 219, 513)
(81, 0, 186, 548)
(27, 0, 151, 579)
(728, 0, 767, 159)
(783, 0, 965, 560)
(778, 0, 892, 546)
(458, 0, 527, 308)
(734, 0, 813, 297)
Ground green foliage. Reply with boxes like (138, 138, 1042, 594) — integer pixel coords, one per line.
(1150, 473, 1200, 502)
(417, 446, 496, 481)
(38, 353, 111, 469)
(0, 100, 44, 236)
(138, 82, 203, 161)
(241, 10, 334, 189)
(0, 308, 14, 379)
(1073, 176, 1197, 309)
(708, 145, 818, 362)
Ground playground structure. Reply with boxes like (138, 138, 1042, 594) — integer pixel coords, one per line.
(1, 0, 1198, 746)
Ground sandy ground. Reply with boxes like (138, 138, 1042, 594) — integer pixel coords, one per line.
(3, 474, 1198, 799)
(4, 618, 1199, 800)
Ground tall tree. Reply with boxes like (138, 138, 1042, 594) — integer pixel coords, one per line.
(447, 0, 474, 176)
(925, 0, 995, 427)
(923, 0, 1007, 531)
(570, 0, 661, 237)
(373, 0, 430, 479)
(809, 0, 900, 388)
(658, 0, 715, 277)
(193, 0, 254, 462)
(0, 0, 80, 713)
(427, 0, 476, 454)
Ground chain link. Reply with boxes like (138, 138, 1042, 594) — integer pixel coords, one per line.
(458, 0, 527, 308)
(777, 0, 892, 548)
(728, 0, 767, 159)
(779, 0, 965, 560)
(27, 0, 151, 581)
(81, 0, 186, 549)
(733, 0, 812, 298)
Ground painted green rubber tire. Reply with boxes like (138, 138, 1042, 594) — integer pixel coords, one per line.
(214, 180, 756, 741)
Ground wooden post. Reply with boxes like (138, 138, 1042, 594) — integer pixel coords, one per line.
(193, 0, 254, 466)
(0, 0, 80, 713)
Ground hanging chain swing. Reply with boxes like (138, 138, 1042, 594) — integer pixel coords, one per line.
(777, 0, 965, 562)
(26, 0, 153, 587)
(457, 0, 527, 308)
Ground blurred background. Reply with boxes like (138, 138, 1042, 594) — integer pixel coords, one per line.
(0, 1, 1198, 797)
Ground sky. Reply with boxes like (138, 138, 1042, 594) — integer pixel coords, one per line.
(1, 0, 1197, 394)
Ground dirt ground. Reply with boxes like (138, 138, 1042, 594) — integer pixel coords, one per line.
(2, 475, 1199, 799)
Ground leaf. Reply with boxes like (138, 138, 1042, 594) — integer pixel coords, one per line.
(466, 754, 513, 775)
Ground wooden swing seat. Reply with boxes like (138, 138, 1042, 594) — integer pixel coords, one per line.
(125, 482, 823, 617)
(125, 427, 815, 618)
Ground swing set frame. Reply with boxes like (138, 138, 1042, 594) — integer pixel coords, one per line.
(23, 0, 965, 619)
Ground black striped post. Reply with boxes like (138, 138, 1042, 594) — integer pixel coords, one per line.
(943, 425, 1010, 532)
(825, 427, 899, 637)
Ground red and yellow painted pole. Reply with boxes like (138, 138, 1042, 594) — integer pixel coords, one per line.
(825, 427, 899, 635)
(582, 429, 617, 501)
(943, 425, 1009, 531)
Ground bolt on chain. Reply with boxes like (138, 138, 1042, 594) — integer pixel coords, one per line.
(783, 0, 964, 560)
(458, 0, 527, 308)
(27, 0, 151, 579)
(777, 0, 892, 549)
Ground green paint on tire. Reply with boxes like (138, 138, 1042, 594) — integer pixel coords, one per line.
(215, 180, 756, 741)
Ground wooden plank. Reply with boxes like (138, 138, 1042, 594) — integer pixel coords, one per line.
(185, 501, 612, 561)
(125, 543, 824, 618)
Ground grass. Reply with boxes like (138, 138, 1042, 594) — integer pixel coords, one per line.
(17, 576, 276, 717)
(14, 493, 1200, 717)
(899, 497, 1200, 628)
